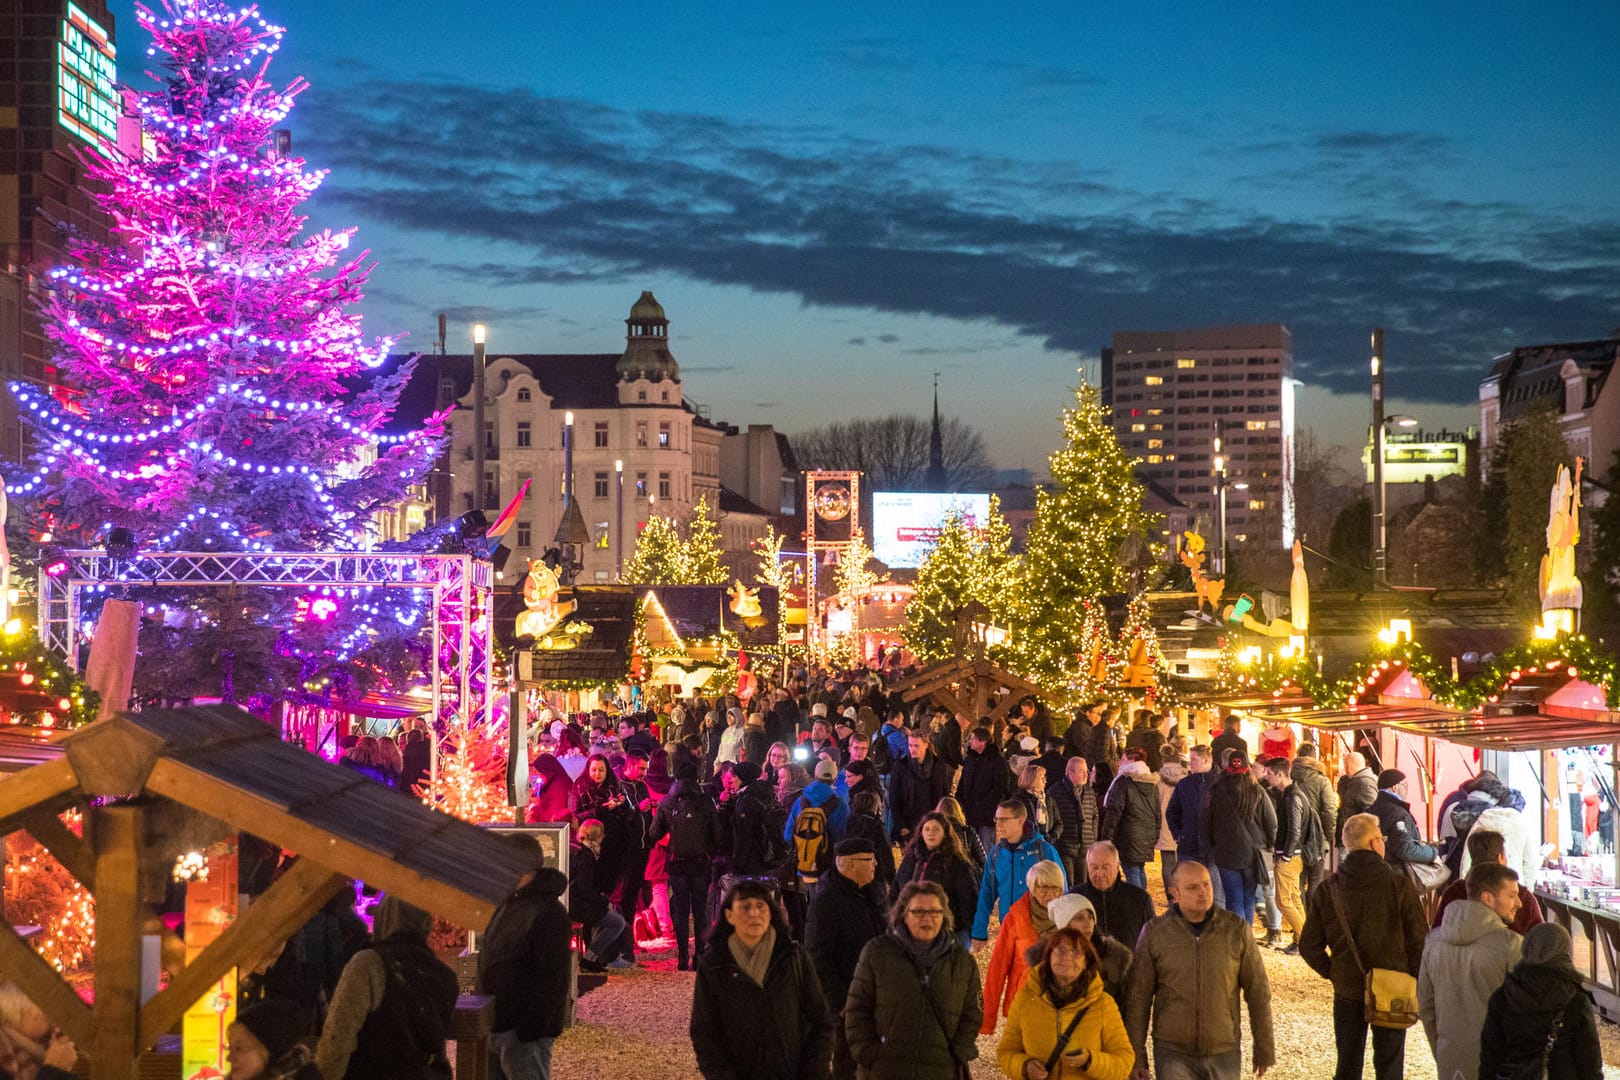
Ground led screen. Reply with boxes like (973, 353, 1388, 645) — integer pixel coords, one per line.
(871, 492, 990, 568)
(59, 2, 119, 148)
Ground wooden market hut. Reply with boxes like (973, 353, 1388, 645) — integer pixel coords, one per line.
(888, 603, 1056, 723)
(0, 705, 534, 1079)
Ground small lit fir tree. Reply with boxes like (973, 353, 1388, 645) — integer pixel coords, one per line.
(751, 524, 795, 671)
(1117, 591, 1172, 703)
(426, 714, 509, 824)
(621, 496, 727, 585)
(13, 1, 446, 708)
(1009, 383, 1156, 691)
(833, 534, 881, 597)
(905, 499, 1019, 665)
(1073, 598, 1118, 701)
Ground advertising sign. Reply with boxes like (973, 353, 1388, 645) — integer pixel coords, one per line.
(871, 492, 990, 568)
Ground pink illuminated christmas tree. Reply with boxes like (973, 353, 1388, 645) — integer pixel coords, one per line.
(12, 0, 447, 708)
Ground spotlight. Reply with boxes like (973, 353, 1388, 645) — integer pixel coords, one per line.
(455, 511, 489, 541)
(105, 527, 138, 561)
(42, 550, 70, 578)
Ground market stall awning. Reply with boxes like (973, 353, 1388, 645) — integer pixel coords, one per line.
(1253, 701, 1462, 732)
(1383, 710, 1620, 752)
(1205, 688, 1314, 711)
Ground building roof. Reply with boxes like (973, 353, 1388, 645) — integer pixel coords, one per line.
(1483, 337, 1619, 422)
(515, 585, 638, 683)
(718, 484, 776, 518)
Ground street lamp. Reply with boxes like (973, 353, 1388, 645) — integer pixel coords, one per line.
(614, 459, 625, 578)
(472, 323, 487, 513)
(1212, 418, 1227, 577)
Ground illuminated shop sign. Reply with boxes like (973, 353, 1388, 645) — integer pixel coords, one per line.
(59, 2, 118, 148)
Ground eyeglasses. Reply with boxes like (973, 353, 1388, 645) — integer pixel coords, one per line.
(993, 815, 1018, 823)
(906, 908, 946, 918)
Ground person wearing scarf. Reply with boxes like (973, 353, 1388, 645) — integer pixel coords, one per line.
(999, 926, 1134, 1080)
(982, 860, 1065, 1033)
(1480, 922, 1602, 1079)
(689, 880, 832, 1079)
(845, 881, 982, 1078)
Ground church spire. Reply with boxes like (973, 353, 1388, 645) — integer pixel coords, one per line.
(926, 372, 948, 492)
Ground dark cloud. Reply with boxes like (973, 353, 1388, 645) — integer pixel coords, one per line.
(297, 81, 1620, 403)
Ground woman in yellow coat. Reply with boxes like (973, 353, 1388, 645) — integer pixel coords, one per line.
(997, 926, 1134, 1080)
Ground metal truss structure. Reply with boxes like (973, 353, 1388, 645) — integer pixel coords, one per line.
(39, 549, 495, 730)
(803, 470, 863, 658)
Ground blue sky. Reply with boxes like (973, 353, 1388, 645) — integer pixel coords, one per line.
(108, 0, 1620, 474)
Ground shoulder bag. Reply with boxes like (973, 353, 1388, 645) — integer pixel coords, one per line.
(1328, 876, 1419, 1029)
(1403, 856, 1451, 894)
(1041, 999, 1094, 1074)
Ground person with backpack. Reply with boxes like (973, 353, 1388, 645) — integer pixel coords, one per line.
(892, 811, 980, 949)
(1262, 756, 1321, 953)
(727, 761, 785, 879)
(650, 753, 721, 970)
(784, 759, 849, 890)
(1480, 922, 1602, 1080)
(315, 896, 458, 1080)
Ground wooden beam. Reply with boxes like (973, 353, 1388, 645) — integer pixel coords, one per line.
(0, 758, 79, 826)
(0, 922, 94, 1044)
(16, 807, 94, 889)
(139, 857, 347, 1047)
(92, 804, 145, 1080)
(146, 758, 498, 928)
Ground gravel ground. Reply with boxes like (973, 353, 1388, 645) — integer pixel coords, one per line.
(553, 869, 1620, 1079)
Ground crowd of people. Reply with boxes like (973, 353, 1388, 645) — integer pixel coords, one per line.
(478, 666, 1605, 1080)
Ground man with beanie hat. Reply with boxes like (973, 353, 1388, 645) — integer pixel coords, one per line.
(229, 998, 321, 1079)
(1370, 768, 1439, 874)
(805, 837, 887, 1077)
(316, 895, 458, 1079)
(478, 835, 573, 1080)
(727, 759, 782, 878)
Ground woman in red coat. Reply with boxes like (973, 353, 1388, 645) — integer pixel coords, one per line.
(979, 859, 1064, 1032)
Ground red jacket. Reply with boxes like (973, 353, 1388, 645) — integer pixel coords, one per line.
(981, 894, 1041, 1032)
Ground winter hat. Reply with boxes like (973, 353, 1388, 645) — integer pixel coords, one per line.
(1019, 735, 1040, 752)
(1377, 768, 1406, 789)
(835, 837, 877, 856)
(235, 999, 309, 1061)
(1521, 922, 1576, 970)
(1224, 751, 1250, 774)
(842, 706, 858, 720)
(733, 761, 762, 785)
(814, 759, 838, 782)
(1118, 759, 1151, 779)
(1047, 893, 1094, 929)
(811, 702, 828, 718)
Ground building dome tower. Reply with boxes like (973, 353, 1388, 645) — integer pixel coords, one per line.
(617, 291, 680, 383)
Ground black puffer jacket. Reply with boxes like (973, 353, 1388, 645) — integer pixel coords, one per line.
(958, 746, 1013, 827)
(845, 933, 982, 1079)
(731, 780, 781, 875)
(1100, 764, 1161, 866)
(690, 927, 834, 1080)
(650, 780, 720, 874)
(1480, 962, 1603, 1080)
(892, 847, 980, 935)
(1048, 777, 1100, 859)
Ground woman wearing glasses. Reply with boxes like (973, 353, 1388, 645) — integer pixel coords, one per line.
(996, 926, 1134, 1080)
(845, 881, 982, 1079)
(981, 861, 1067, 1034)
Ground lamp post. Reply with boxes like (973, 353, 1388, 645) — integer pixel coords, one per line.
(614, 459, 624, 578)
(472, 323, 487, 513)
(1371, 409, 1418, 588)
(1212, 418, 1227, 577)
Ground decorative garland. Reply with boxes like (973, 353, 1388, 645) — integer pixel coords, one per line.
(0, 634, 99, 728)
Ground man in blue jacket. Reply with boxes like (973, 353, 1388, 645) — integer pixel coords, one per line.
(1164, 744, 1224, 907)
(785, 758, 850, 853)
(970, 798, 1063, 949)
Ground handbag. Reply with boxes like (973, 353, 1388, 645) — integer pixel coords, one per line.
(1403, 856, 1451, 894)
(1328, 877, 1419, 1029)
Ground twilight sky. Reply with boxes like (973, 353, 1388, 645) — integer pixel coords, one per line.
(109, 0, 1620, 475)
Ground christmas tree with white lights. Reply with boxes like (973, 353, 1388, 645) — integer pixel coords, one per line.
(14, 0, 446, 707)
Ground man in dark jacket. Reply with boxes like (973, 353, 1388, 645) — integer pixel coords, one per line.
(1072, 839, 1156, 951)
(887, 730, 951, 843)
(928, 707, 964, 770)
(1300, 812, 1427, 1080)
(1336, 751, 1378, 845)
(1368, 769, 1439, 872)
(957, 728, 1013, 855)
(1085, 708, 1120, 793)
(650, 758, 720, 970)
(804, 838, 887, 1077)
(1165, 745, 1216, 894)
(1290, 744, 1339, 887)
(1047, 756, 1099, 887)
(1209, 714, 1247, 771)
(1063, 703, 1100, 760)
(477, 840, 573, 1080)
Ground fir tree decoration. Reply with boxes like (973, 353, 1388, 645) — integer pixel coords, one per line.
(1117, 591, 1172, 702)
(424, 713, 508, 824)
(751, 524, 795, 671)
(622, 496, 726, 585)
(905, 498, 1018, 665)
(833, 534, 880, 597)
(1074, 598, 1118, 701)
(1009, 383, 1157, 689)
(13, 1, 447, 708)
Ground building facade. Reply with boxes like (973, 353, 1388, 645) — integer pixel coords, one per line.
(1479, 337, 1620, 482)
(390, 293, 726, 583)
(1, 0, 128, 465)
(1101, 323, 1296, 548)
